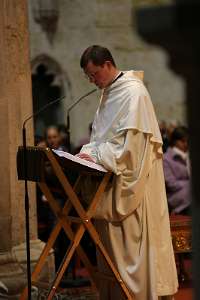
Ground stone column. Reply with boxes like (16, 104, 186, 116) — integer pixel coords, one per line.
(0, 1, 54, 298)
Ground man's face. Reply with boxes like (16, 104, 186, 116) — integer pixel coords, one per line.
(84, 61, 112, 89)
(46, 128, 62, 149)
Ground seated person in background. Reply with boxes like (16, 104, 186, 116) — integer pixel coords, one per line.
(159, 120, 169, 153)
(45, 125, 67, 151)
(163, 126, 191, 214)
(35, 135, 47, 148)
(35, 137, 47, 148)
(58, 124, 70, 152)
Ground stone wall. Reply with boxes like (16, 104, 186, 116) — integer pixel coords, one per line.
(28, 0, 186, 146)
(0, 1, 54, 297)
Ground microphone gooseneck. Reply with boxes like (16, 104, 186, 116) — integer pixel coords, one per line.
(67, 88, 97, 113)
(23, 95, 66, 129)
(66, 88, 97, 153)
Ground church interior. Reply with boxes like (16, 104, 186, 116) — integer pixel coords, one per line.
(1, 0, 200, 299)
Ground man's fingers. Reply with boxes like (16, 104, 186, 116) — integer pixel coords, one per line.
(76, 153, 95, 162)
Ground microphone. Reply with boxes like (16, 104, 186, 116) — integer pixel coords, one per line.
(66, 88, 97, 153)
(21, 94, 65, 300)
(67, 88, 97, 114)
(23, 95, 66, 129)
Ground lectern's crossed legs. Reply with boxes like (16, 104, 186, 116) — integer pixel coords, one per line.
(44, 173, 110, 299)
(39, 180, 98, 288)
(20, 176, 97, 300)
(46, 150, 134, 300)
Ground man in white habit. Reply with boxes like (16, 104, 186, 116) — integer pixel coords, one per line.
(77, 45, 178, 300)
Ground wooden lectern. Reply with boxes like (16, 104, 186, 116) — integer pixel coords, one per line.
(17, 146, 133, 299)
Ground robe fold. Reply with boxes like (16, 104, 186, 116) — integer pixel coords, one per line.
(81, 71, 178, 300)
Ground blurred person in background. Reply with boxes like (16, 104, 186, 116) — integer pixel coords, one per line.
(45, 125, 67, 151)
(159, 120, 169, 153)
(58, 124, 70, 152)
(35, 135, 47, 148)
(167, 120, 179, 142)
(163, 126, 191, 215)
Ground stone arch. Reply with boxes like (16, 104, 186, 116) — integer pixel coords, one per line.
(31, 54, 71, 138)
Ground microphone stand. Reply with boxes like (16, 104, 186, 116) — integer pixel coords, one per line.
(66, 88, 97, 153)
(22, 125, 31, 300)
(67, 113, 71, 153)
(22, 95, 65, 299)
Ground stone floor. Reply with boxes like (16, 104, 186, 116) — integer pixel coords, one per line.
(37, 287, 98, 300)
(34, 257, 193, 300)
(35, 282, 193, 300)
(175, 282, 192, 300)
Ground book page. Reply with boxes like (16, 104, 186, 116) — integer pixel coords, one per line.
(52, 149, 107, 173)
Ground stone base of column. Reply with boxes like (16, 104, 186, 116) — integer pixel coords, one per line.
(0, 239, 55, 299)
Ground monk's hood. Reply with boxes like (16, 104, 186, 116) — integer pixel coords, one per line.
(105, 70, 143, 93)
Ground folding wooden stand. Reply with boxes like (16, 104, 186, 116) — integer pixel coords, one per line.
(17, 146, 134, 299)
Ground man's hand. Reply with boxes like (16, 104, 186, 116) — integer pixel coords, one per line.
(76, 153, 95, 162)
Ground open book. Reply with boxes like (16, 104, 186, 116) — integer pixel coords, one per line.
(52, 149, 107, 173)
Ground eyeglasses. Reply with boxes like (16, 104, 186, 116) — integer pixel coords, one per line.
(84, 65, 105, 81)
(84, 70, 100, 81)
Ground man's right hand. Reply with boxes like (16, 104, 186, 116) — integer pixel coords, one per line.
(76, 153, 95, 162)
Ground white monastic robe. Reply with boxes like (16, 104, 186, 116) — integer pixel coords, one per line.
(81, 71, 178, 300)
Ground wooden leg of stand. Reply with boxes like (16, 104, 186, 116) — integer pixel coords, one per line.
(44, 153, 132, 298)
(46, 156, 133, 299)
(77, 175, 133, 299)
(80, 220, 133, 300)
(19, 222, 62, 300)
(47, 224, 86, 300)
(20, 178, 80, 300)
(40, 181, 97, 289)
(60, 219, 97, 290)
(96, 238, 133, 300)
(40, 183, 97, 290)
(84, 176, 133, 299)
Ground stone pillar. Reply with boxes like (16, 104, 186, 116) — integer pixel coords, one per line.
(0, 1, 54, 298)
